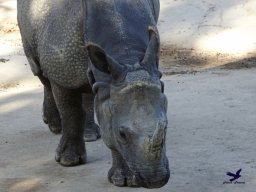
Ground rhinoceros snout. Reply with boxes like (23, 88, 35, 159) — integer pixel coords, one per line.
(130, 156, 170, 188)
(136, 167, 170, 188)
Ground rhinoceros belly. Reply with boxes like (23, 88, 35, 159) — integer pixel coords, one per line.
(37, 0, 89, 89)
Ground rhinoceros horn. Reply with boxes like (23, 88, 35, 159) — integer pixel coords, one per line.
(141, 27, 160, 75)
(87, 43, 127, 82)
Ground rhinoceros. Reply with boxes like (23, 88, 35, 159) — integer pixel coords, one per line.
(18, 0, 169, 188)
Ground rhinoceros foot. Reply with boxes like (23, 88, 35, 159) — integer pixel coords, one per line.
(84, 122, 101, 142)
(108, 166, 138, 187)
(43, 115, 62, 134)
(55, 138, 86, 166)
(42, 85, 62, 134)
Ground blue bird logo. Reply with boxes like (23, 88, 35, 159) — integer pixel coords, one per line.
(226, 169, 242, 182)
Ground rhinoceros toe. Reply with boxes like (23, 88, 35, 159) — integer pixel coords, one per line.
(108, 167, 138, 187)
(42, 115, 62, 134)
(55, 153, 86, 167)
(84, 122, 101, 142)
(55, 139, 86, 167)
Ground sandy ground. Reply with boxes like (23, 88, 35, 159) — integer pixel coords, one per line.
(0, 0, 256, 192)
(1, 69, 256, 192)
(1, 0, 256, 76)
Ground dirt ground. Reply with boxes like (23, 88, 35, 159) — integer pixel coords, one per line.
(0, 0, 256, 192)
(1, 68, 256, 192)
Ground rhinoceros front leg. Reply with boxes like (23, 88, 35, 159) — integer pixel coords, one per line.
(82, 93, 101, 142)
(108, 150, 138, 187)
(50, 81, 86, 166)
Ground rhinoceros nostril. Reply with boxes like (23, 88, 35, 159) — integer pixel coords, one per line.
(119, 131, 127, 140)
(160, 139, 164, 148)
(118, 126, 135, 143)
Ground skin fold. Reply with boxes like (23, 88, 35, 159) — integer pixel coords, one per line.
(17, 0, 169, 188)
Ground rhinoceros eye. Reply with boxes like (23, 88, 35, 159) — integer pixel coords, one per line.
(118, 126, 134, 144)
(119, 131, 127, 140)
(160, 81, 164, 93)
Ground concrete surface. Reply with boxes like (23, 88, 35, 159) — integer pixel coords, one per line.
(0, 0, 256, 192)
(1, 68, 256, 192)
(1, 0, 256, 70)
(159, 0, 256, 55)
(158, 0, 256, 72)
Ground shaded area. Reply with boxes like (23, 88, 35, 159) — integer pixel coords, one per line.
(218, 56, 256, 70)
(159, 51, 256, 75)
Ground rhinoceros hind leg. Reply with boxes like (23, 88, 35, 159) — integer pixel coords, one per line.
(82, 93, 101, 142)
(41, 82, 62, 134)
(108, 150, 139, 187)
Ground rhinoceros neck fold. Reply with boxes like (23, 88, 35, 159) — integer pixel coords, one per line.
(85, 0, 156, 65)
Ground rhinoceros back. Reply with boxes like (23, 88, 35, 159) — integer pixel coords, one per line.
(18, 0, 159, 88)
(18, 0, 89, 89)
(85, 0, 158, 65)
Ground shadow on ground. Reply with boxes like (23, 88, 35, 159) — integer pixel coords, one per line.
(160, 53, 256, 75)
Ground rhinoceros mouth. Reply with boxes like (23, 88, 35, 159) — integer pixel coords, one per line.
(129, 157, 170, 188)
(134, 166, 170, 188)
(136, 172, 170, 188)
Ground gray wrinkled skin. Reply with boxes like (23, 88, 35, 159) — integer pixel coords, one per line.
(18, 0, 100, 139)
(18, 0, 169, 188)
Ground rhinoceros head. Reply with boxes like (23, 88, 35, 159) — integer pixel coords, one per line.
(87, 29, 169, 188)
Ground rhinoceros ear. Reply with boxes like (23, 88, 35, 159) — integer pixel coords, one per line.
(141, 27, 160, 73)
(86, 43, 110, 73)
(86, 43, 127, 81)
